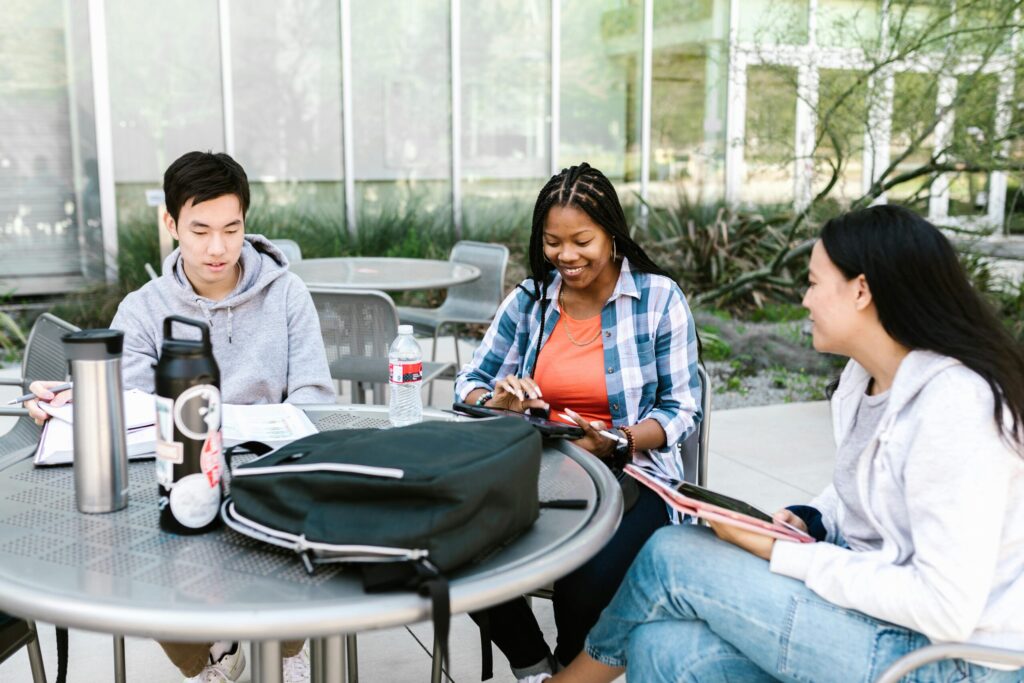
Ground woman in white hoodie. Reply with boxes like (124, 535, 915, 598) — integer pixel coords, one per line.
(537, 205, 1024, 682)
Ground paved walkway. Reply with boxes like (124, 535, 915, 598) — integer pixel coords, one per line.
(0, 339, 837, 682)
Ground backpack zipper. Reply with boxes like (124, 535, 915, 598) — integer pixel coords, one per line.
(224, 501, 428, 561)
(232, 462, 405, 479)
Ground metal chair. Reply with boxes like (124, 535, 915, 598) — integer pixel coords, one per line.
(397, 241, 510, 396)
(309, 288, 455, 405)
(875, 643, 1024, 683)
(526, 364, 710, 604)
(0, 312, 79, 471)
(271, 238, 303, 264)
(0, 615, 46, 682)
(682, 364, 711, 487)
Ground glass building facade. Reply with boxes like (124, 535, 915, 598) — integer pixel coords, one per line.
(1, 0, 1018, 294)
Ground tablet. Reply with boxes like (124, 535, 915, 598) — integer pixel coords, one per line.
(675, 482, 773, 522)
(451, 402, 585, 439)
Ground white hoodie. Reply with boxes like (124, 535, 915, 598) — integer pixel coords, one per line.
(771, 351, 1024, 650)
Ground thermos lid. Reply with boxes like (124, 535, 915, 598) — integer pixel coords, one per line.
(62, 329, 124, 360)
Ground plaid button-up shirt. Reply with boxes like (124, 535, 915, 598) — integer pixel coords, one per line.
(456, 258, 702, 489)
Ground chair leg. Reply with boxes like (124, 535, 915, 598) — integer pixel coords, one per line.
(453, 324, 461, 373)
(428, 326, 442, 406)
(25, 622, 45, 683)
(346, 634, 359, 683)
(112, 635, 126, 683)
(430, 628, 444, 683)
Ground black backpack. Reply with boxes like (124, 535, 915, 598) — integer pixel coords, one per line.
(222, 416, 543, 674)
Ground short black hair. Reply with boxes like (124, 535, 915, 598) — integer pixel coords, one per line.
(163, 151, 250, 222)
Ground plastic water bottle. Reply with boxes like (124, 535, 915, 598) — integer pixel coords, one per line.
(389, 324, 423, 427)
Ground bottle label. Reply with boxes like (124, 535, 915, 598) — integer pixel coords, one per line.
(154, 395, 183, 464)
(200, 431, 223, 488)
(169, 472, 221, 528)
(173, 384, 222, 441)
(389, 361, 423, 384)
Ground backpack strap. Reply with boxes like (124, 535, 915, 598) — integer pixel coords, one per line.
(361, 559, 454, 677)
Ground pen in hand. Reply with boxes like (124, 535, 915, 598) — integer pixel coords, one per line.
(6, 382, 73, 405)
(557, 412, 628, 447)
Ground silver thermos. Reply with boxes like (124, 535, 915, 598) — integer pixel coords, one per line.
(62, 329, 129, 513)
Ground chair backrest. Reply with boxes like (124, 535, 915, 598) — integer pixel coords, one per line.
(22, 313, 79, 390)
(271, 238, 303, 264)
(309, 288, 398, 399)
(438, 241, 510, 321)
(679, 364, 710, 486)
(0, 313, 79, 470)
(875, 643, 1024, 683)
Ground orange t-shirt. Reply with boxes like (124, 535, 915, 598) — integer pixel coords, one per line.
(532, 308, 613, 427)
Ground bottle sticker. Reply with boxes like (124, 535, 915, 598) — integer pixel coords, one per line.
(200, 431, 223, 488)
(155, 458, 174, 488)
(169, 473, 220, 528)
(389, 361, 423, 384)
(155, 395, 174, 442)
(173, 384, 222, 441)
(155, 440, 183, 465)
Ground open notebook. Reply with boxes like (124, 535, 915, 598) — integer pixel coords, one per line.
(35, 389, 158, 466)
(35, 394, 318, 467)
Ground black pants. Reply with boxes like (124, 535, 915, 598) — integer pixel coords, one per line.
(470, 485, 668, 669)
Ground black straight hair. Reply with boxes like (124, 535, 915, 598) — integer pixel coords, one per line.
(164, 151, 250, 222)
(523, 163, 674, 372)
(821, 204, 1024, 449)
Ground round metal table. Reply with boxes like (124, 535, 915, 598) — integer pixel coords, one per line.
(290, 258, 481, 291)
(0, 405, 621, 682)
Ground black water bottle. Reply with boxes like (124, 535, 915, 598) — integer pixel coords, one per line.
(154, 316, 223, 534)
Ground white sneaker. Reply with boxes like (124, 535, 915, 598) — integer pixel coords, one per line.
(283, 644, 311, 683)
(184, 644, 246, 683)
(518, 675, 552, 683)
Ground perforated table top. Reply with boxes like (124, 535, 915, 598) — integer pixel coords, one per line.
(0, 405, 621, 641)
(290, 258, 480, 292)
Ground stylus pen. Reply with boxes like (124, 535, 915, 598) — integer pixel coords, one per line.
(6, 382, 73, 405)
(558, 413, 628, 446)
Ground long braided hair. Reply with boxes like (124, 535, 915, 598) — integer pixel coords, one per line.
(523, 163, 672, 372)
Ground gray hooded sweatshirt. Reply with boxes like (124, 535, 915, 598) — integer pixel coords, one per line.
(110, 234, 335, 405)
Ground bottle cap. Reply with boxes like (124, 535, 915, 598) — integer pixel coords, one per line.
(398, 324, 414, 335)
(62, 329, 124, 360)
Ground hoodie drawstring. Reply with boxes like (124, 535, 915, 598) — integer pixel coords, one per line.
(194, 299, 234, 344)
(227, 307, 233, 344)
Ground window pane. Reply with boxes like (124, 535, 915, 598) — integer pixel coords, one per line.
(106, 0, 224, 225)
(737, 0, 809, 44)
(818, 0, 881, 49)
(230, 0, 345, 248)
(814, 69, 869, 205)
(0, 0, 103, 293)
(560, 0, 642, 186)
(741, 66, 797, 205)
(650, 0, 729, 205)
(948, 74, 999, 219)
(351, 0, 451, 228)
(888, 71, 937, 207)
(461, 0, 550, 231)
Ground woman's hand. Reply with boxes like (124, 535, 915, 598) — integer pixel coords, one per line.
(773, 509, 808, 534)
(709, 520, 776, 561)
(25, 380, 73, 426)
(559, 408, 617, 459)
(489, 374, 549, 415)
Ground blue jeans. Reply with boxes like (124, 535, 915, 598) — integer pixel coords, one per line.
(586, 525, 1021, 683)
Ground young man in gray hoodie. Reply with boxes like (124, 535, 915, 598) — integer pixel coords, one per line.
(28, 151, 333, 682)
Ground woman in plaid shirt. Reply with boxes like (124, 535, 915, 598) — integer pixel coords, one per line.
(457, 163, 703, 680)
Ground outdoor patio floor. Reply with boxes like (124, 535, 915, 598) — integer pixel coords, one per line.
(0, 336, 837, 682)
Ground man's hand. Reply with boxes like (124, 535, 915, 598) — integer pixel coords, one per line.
(25, 381, 73, 426)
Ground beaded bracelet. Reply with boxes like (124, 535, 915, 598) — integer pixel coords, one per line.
(475, 390, 494, 406)
(620, 425, 636, 459)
